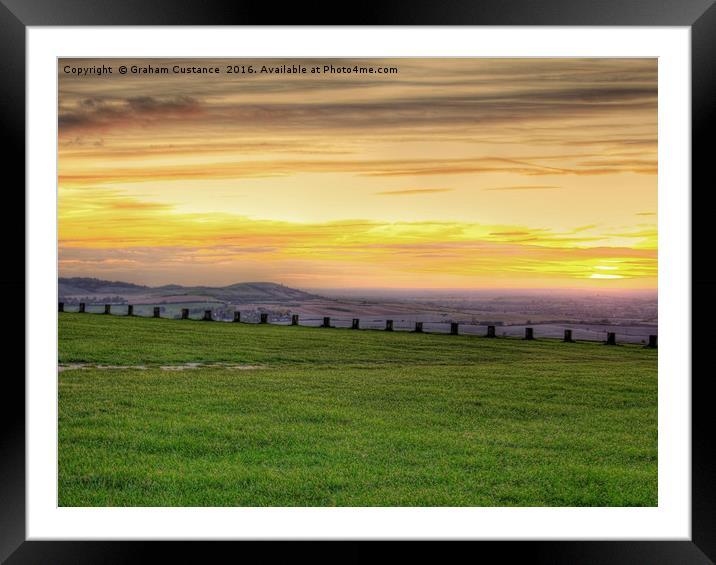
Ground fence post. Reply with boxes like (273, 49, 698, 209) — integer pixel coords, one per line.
(104, 304, 111, 315)
(606, 332, 616, 345)
(234, 311, 241, 323)
(204, 310, 213, 321)
(291, 314, 299, 325)
(385, 319, 393, 331)
(647, 334, 657, 348)
(322, 316, 331, 328)
(79, 302, 85, 313)
(352, 318, 360, 329)
(260, 313, 268, 324)
(127, 305, 134, 316)
(58, 302, 64, 312)
(181, 308, 189, 319)
(564, 329, 573, 342)
(414, 321, 423, 333)
(525, 327, 534, 340)
(487, 325, 496, 338)
(153, 307, 161, 318)
(450, 322, 459, 335)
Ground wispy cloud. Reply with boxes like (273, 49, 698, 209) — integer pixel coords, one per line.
(59, 95, 200, 133)
(483, 185, 561, 191)
(375, 188, 453, 196)
(58, 155, 656, 187)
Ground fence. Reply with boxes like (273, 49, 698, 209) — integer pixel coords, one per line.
(58, 302, 658, 348)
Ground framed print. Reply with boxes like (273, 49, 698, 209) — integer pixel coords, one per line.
(3, 0, 715, 562)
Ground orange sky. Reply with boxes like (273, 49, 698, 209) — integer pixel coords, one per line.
(58, 58, 657, 289)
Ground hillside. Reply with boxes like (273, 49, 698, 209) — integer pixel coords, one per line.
(58, 277, 318, 304)
(59, 277, 148, 295)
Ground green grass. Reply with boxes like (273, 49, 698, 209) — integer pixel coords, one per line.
(58, 312, 657, 506)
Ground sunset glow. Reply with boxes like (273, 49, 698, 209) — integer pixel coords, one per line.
(58, 58, 657, 288)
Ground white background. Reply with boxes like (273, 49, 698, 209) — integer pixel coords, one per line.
(26, 27, 690, 540)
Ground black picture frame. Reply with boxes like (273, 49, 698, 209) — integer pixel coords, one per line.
(3, 0, 713, 562)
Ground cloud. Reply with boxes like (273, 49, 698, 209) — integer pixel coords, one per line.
(109, 201, 174, 211)
(60, 140, 351, 159)
(58, 154, 656, 187)
(375, 188, 453, 196)
(58, 58, 656, 140)
(483, 185, 561, 191)
(59, 89, 654, 137)
(59, 95, 200, 133)
(489, 231, 531, 236)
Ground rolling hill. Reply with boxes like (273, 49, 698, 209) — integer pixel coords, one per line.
(58, 277, 318, 304)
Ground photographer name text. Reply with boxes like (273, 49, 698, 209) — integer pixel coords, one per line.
(62, 63, 399, 77)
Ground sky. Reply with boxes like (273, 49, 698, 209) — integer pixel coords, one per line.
(58, 58, 657, 289)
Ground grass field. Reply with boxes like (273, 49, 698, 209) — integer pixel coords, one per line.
(58, 312, 657, 506)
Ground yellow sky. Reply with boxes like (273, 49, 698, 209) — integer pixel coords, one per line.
(58, 58, 657, 289)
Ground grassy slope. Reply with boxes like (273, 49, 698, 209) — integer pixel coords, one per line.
(58, 312, 657, 506)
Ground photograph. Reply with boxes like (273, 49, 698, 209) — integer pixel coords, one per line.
(57, 57, 658, 507)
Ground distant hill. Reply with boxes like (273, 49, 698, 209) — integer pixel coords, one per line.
(59, 277, 148, 296)
(58, 277, 318, 304)
(165, 282, 318, 303)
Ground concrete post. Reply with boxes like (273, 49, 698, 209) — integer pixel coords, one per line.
(79, 302, 85, 313)
(351, 318, 360, 329)
(322, 316, 331, 328)
(234, 311, 241, 323)
(525, 327, 534, 340)
(181, 308, 189, 319)
(414, 321, 423, 333)
(260, 313, 268, 324)
(127, 305, 134, 316)
(606, 332, 616, 345)
(564, 329, 573, 342)
(291, 314, 299, 325)
(104, 304, 111, 315)
(450, 322, 459, 335)
(385, 319, 393, 331)
(153, 307, 161, 318)
(487, 325, 496, 338)
(58, 302, 64, 312)
(204, 310, 213, 321)
(647, 334, 657, 348)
